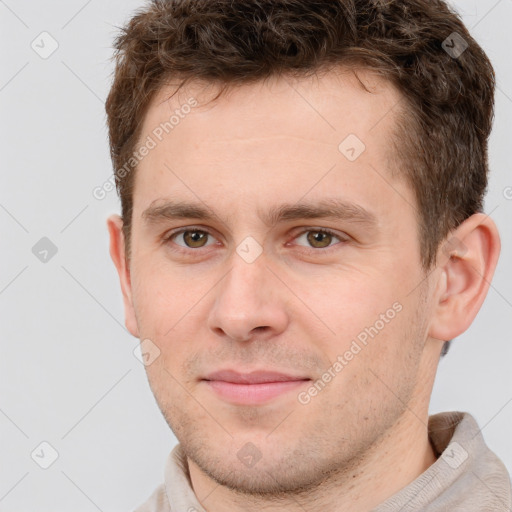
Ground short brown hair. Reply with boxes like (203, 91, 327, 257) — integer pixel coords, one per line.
(105, 0, 495, 271)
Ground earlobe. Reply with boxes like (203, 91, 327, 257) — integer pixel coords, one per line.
(107, 214, 139, 338)
(428, 213, 501, 343)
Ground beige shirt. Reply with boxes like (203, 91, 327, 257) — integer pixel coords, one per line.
(134, 412, 511, 511)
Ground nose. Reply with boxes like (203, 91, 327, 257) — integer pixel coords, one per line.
(207, 251, 289, 342)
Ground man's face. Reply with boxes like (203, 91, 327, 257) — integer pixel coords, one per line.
(115, 69, 442, 493)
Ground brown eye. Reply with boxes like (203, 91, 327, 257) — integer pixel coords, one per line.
(293, 228, 346, 251)
(182, 230, 209, 248)
(306, 230, 334, 248)
(164, 227, 218, 253)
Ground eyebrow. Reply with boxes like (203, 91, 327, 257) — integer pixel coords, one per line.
(141, 197, 377, 229)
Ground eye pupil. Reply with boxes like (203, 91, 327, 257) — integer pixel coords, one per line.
(307, 231, 332, 248)
(184, 230, 207, 247)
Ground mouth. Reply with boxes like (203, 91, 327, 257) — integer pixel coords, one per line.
(201, 369, 311, 405)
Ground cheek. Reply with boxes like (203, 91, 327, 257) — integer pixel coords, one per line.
(313, 293, 411, 381)
(312, 275, 393, 329)
(312, 310, 419, 430)
(131, 261, 194, 325)
(130, 266, 209, 368)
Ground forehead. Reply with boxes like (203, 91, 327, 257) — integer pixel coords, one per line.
(145, 67, 402, 142)
(132, 67, 410, 221)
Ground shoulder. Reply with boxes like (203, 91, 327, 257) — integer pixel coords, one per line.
(133, 483, 171, 512)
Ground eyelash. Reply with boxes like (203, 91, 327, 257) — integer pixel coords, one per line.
(162, 226, 348, 255)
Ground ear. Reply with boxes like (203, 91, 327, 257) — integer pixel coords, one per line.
(429, 213, 501, 342)
(107, 214, 139, 338)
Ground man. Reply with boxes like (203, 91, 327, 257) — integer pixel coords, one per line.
(105, 0, 511, 510)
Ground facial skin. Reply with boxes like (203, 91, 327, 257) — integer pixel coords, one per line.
(108, 68, 500, 512)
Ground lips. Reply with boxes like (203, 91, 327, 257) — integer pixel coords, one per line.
(203, 369, 310, 384)
(202, 369, 311, 404)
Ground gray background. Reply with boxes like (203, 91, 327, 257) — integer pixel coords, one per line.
(1, 0, 511, 510)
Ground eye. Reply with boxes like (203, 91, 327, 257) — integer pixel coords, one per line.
(293, 228, 346, 250)
(163, 226, 347, 255)
(166, 228, 217, 249)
